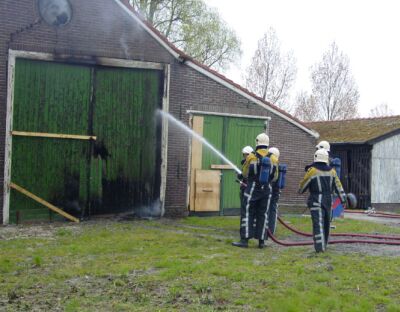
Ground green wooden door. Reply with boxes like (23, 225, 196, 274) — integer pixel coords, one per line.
(201, 116, 224, 169)
(200, 115, 265, 214)
(222, 117, 266, 213)
(92, 67, 162, 214)
(10, 59, 92, 222)
(9, 60, 163, 223)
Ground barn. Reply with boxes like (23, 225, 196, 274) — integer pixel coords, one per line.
(308, 116, 400, 212)
(0, 0, 318, 224)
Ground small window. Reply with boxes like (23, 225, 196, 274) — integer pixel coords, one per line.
(38, 0, 72, 26)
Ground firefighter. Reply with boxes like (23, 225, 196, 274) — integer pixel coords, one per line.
(266, 147, 280, 239)
(298, 149, 346, 252)
(306, 140, 331, 172)
(315, 140, 330, 153)
(232, 133, 278, 249)
(239, 146, 254, 205)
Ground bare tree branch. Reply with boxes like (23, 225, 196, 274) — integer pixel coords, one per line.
(369, 103, 395, 117)
(244, 28, 297, 112)
(301, 42, 359, 121)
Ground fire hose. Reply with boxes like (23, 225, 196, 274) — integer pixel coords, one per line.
(277, 216, 400, 240)
(267, 229, 400, 246)
(267, 217, 400, 247)
(345, 209, 400, 219)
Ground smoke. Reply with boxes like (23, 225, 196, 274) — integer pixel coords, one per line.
(119, 36, 130, 59)
(133, 199, 164, 219)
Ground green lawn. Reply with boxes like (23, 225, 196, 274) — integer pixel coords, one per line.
(1, 216, 400, 311)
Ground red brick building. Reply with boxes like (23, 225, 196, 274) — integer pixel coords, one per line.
(0, 0, 318, 223)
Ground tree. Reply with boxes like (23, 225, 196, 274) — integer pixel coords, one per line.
(128, 0, 241, 71)
(293, 91, 320, 122)
(244, 28, 297, 111)
(369, 103, 395, 117)
(300, 42, 359, 121)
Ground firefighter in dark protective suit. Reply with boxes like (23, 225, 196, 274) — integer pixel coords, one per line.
(232, 133, 278, 249)
(298, 149, 346, 252)
(266, 147, 281, 239)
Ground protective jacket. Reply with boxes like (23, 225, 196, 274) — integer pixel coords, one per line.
(299, 162, 346, 252)
(239, 147, 278, 240)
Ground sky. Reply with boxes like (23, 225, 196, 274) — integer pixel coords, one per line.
(204, 0, 400, 117)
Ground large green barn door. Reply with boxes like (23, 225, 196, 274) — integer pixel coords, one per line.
(10, 59, 91, 223)
(92, 67, 162, 214)
(222, 117, 265, 214)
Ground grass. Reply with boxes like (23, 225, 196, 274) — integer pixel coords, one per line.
(0, 216, 400, 311)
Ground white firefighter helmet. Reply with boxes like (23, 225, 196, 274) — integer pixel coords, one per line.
(314, 149, 329, 164)
(268, 147, 280, 159)
(315, 140, 330, 152)
(255, 133, 269, 147)
(242, 146, 253, 155)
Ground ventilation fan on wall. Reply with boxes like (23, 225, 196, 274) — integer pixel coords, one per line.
(38, 0, 72, 26)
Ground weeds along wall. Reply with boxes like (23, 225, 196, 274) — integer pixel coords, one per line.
(0, 0, 316, 222)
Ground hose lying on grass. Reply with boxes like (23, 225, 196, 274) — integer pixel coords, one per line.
(344, 209, 400, 219)
(266, 217, 400, 247)
(277, 216, 400, 240)
(267, 229, 400, 246)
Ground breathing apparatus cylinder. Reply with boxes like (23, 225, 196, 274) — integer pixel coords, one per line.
(331, 157, 341, 179)
(346, 192, 358, 209)
(259, 157, 271, 185)
(278, 164, 287, 189)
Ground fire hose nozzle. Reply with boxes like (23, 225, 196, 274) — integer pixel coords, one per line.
(235, 179, 247, 187)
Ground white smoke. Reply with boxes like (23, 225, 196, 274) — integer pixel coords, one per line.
(119, 36, 130, 59)
(134, 199, 164, 219)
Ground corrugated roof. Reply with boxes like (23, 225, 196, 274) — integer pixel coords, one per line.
(116, 0, 318, 138)
(306, 115, 400, 144)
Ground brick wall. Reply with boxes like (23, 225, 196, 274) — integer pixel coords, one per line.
(165, 64, 316, 216)
(0, 0, 316, 222)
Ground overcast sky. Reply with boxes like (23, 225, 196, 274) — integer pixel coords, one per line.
(204, 0, 400, 116)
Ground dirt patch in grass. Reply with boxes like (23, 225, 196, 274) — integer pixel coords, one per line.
(2, 269, 162, 311)
(2, 268, 231, 311)
(0, 222, 82, 241)
(330, 242, 400, 257)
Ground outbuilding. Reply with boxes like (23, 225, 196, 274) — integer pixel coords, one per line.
(308, 116, 400, 212)
(0, 0, 318, 224)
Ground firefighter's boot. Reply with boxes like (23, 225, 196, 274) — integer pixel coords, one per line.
(232, 239, 249, 248)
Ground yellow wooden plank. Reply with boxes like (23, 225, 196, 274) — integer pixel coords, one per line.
(10, 182, 80, 223)
(11, 131, 96, 141)
(194, 170, 220, 212)
(210, 164, 234, 170)
(190, 116, 204, 211)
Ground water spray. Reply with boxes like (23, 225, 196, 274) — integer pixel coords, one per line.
(157, 110, 242, 174)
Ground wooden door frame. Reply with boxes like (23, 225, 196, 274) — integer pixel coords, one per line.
(3, 49, 170, 224)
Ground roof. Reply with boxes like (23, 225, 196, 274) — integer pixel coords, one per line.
(306, 115, 400, 144)
(115, 0, 318, 138)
